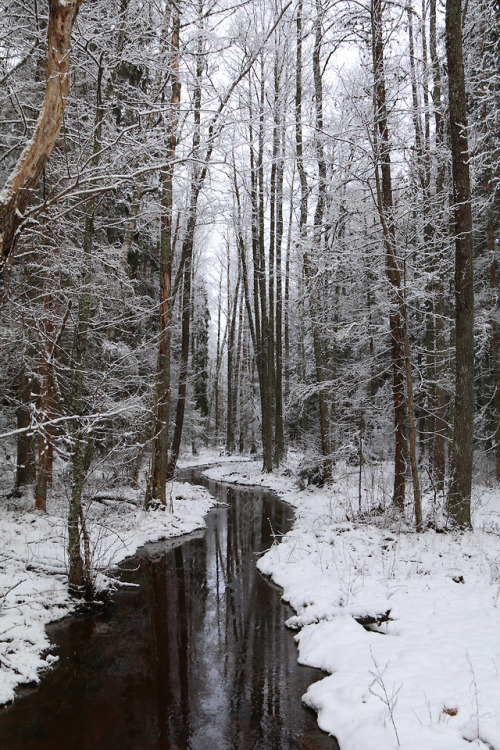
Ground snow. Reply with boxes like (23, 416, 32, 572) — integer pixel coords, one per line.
(0, 479, 214, 705)
(2, 450, 500, 750)
(199, 455, 500, 750)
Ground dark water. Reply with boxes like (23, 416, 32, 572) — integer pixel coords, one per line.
(0, 471, 339, 750)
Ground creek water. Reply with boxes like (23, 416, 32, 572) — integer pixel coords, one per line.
(0, 470, 339, 750)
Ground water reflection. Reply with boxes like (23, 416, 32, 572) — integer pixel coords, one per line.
(0, 475, 338, 749)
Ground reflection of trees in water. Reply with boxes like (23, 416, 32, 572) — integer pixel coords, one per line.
(146, 539, 210, 747)
(212, 485, 294, 747)
(0, 478, 335, 749)
(144, 481, 297, 748)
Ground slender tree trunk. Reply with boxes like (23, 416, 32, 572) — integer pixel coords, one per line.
(372, 0, 421, 517)
(35, 226, 56, 511)
(270, 51, 286, 467)
(227, 274, 241, 455)
(234, 290, 245, 453)
(68, 201, 94, 597)
(258, 64, 274, 472)
(214, 269, 223, 443)
(478, 22, 500, 479)
(166, 234, 194, 479)
(408, 0, 436, 465)
(274, 95, 285, 465)
(372, 0, 406, 510)
(67, 64, 105, 598)
(247, 70, 273, 472)
(308, 0, 332, 479)
(446, 0, 474, 528)
(15, 365, 36, 489)
(430, 0, 447, 493)
(35, 357, 53, 510)
(489, 220, 500, 479)
(166, 4, 205, 479)
(147, 13, 180, 506)
(284, 186, 293, 407)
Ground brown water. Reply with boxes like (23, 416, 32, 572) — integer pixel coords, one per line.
(0, 471, 339, 750)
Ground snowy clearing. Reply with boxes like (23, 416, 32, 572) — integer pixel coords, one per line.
(202, 456, 500, 750)
(0, 478, 214, 705)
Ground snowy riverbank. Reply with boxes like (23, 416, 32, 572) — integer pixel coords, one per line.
(2, 451, 500, 750)
(0, 476, 215, 705)
(201, 456, 500, 750)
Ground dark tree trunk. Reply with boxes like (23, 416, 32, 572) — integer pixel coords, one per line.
(226, 275, 241, 455)
(166, 234, 194, 480)
(15, 366, 36, 489)
(35, 238, 56, 512)
(67, 63, 105, 598)
(372, 0, 422, 527)
(371, 0, 407, 511)
(148, 14, 180, 507)
(489, 220, 500, 479)
(446, 0, 474, 528)
(309, 0, 332, 479)
(430, 0, 448, 493)
(165, 3, 207, 480)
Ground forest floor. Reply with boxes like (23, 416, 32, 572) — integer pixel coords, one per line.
(198, 454, 500, 750)
(1, 451, 500, 750)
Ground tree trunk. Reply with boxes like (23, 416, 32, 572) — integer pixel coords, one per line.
(68, 63, 105, 598)
(165, 3, 207, 480)
(15, 366, 36, 489)
(489, 220, 500, 479)
(68, 199, 94, 597)
(446, 0, 474, 528)
(35, 230, 56, 511)
(148, 13, 180, 506)
(371, 0, 408, 511)
(430, 0, 448, 493)
(247, 70, 273, 473)
(309, 0, 332, 479)
(166, 236, 194, 479)
(274, 106, 285, 465)
(226, 274, 241, 455)
(0, 0, 82, 266)
(258, 64, 274, 473)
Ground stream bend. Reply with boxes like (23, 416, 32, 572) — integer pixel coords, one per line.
(0, 469, 339, 750)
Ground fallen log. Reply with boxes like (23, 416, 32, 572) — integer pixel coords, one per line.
(355, 609, 392, 628)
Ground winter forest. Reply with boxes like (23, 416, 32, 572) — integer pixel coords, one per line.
(0, 0, 500, 747)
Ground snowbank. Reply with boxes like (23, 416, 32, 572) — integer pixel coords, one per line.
(202, 457, 500, 750)
(3, 450, 500, 750)
(0, 479, 214, 705)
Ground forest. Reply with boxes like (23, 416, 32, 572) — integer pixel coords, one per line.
(0, 0, 500, 745)
(2, 0, 498, 581)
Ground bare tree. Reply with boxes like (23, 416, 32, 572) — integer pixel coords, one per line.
(446, 0, 475, 527)
(0, 0, 82, 267)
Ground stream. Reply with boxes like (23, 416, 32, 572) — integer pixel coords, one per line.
(0, 470, 339, 749)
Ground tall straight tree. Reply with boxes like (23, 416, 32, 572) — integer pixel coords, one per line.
(371, 0, 422, 526)
(446, 0, 474, 527)
(429, 0, 448, 495)
(371, 0, 407, 510)
(147, 11, 181, 507)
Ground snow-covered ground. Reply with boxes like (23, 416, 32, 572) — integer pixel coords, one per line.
(0, 478, 214, 705)
(201, 456, 500, 750)
(2, 450, 500, 750)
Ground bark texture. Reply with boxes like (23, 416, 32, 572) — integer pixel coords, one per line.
(446, 0, 474, 528)
(0, 0, 82, 264)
